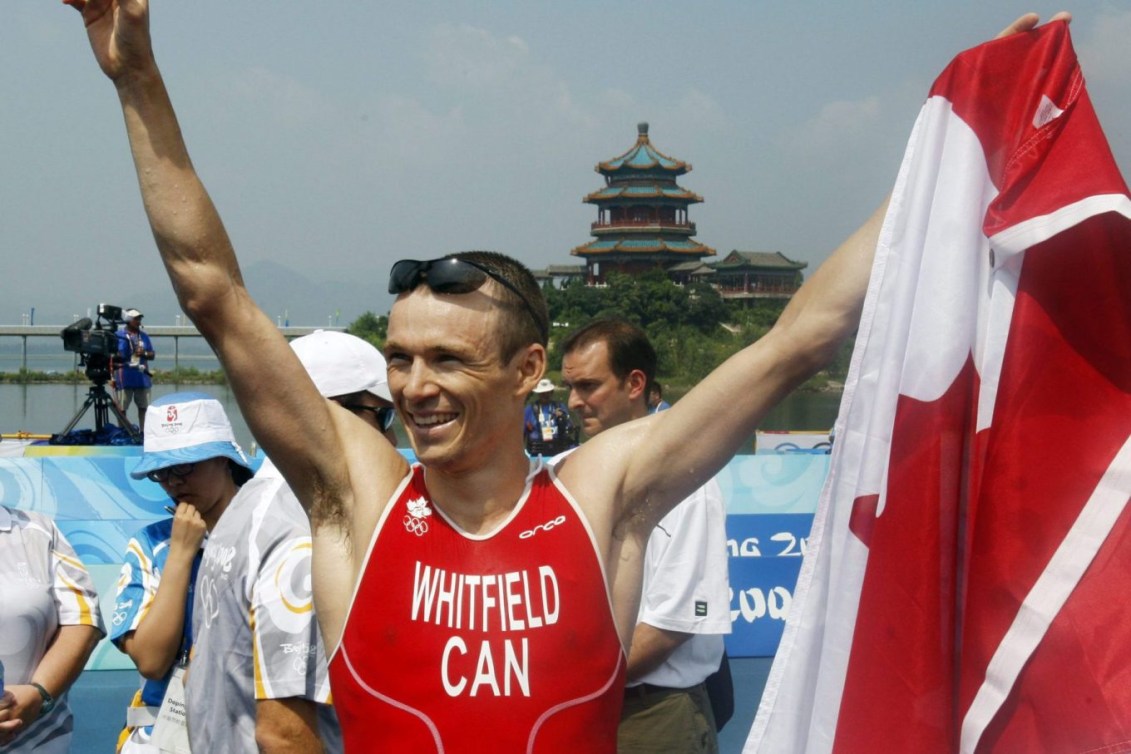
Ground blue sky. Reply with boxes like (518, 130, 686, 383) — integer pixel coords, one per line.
(3, 2, 1129, 324)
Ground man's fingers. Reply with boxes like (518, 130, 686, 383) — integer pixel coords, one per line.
(996, 12, 1039, 38)
(996, 11, 1072, 39)
(63, 0, 114, 28)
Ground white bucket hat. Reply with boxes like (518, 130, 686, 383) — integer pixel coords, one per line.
(130, 392, 251, 479)
(532, 378, 557, 394)
(290, 330, 392, 401)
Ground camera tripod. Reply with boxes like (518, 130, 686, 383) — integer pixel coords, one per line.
(59, 382, 143, 444)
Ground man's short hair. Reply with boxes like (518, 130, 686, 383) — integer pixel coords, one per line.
(446, 251, 549, 361)
(560, 317, 656, 385)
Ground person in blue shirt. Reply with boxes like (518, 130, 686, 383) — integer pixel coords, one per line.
(524, 378, 576, 456)
(110, 392, 253, 753)
(114, 308, 156, 433)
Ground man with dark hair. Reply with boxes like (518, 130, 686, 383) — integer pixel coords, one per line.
(59, 2, 1051, 749)
(561, 319, 729, 753)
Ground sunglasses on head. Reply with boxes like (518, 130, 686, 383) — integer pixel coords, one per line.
(147, 463, 196, 484)
(388, 257, 547, 342)
(339, 403, 397, 432)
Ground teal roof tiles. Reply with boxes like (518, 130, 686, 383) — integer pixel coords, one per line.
(571, 237, 715, 257)
(583, 185, 702, 203)
(597, 122, 690, 175)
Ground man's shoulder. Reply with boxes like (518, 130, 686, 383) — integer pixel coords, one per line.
(2, 505, 43, 530)
(219, 472, 309, 550)
(119, 519, 172, 568)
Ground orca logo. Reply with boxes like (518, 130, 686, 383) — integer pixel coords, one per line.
(519, 515, 567, 540)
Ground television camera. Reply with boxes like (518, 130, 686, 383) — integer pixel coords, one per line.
(57, 303, 142, 443)
(61, 303, 126, 385)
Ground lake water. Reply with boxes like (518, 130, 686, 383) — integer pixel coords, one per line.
(0, 380, 842, 452)
(0, 338, 222, 374)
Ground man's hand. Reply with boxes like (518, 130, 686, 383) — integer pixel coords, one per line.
(0, 690, 24, 747)
(997, 11, 1071, 39)
(62, 0, 155, 83)
(168, 503, 207, 563)
(0, 686, 44, 745)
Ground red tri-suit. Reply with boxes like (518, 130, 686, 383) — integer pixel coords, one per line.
(328, 462, 626, 752)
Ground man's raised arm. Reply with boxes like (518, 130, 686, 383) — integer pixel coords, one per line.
(595, 200, 888, 528)
(64, 0, 367, 513)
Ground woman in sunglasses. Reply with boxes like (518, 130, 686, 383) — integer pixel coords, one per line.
(110, 393, 253, 753)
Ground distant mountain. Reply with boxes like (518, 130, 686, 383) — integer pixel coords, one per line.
(91, 260, 395, 329)
(241, 260, 395, 328)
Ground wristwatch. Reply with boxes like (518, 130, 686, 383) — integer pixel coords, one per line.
(30, 683, 55, 718)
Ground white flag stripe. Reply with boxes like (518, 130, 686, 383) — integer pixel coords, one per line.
(973, 267, 1019, 434)
(959, 433, 1131, 753)
(988, 193, 1131, 257)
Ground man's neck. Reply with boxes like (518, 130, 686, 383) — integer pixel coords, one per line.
(423, 447, 533, 535)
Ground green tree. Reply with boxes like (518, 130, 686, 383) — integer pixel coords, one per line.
(544, 272, 847, 392)
(348, 311, 388, 348)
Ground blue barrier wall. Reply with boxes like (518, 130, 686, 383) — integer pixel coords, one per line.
(1, 448, 827, 664)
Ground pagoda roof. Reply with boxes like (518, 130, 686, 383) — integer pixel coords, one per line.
(712, 250, 807, 271)
(597, 123, 690, 175)
(572, 237, 715, 257)
(584, 185, 703, 203)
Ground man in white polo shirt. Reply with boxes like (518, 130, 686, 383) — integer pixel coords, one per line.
(558, 318, 731, 754)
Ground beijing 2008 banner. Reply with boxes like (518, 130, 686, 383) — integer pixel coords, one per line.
(748, 22, 1131, 754)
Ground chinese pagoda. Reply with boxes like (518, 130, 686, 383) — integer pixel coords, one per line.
(711, 250, 807, 300)
(571, 123, 714, 284)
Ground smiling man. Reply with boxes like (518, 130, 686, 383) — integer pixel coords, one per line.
(59, 1, 1055, 750)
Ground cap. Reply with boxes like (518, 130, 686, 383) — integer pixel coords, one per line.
(131, 392, 252, 479)
(290, 330, 392, 402)
(123, 308, 143, 319)
(532, 378, 556, 394)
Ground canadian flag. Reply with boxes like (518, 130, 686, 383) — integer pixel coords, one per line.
(747, 22, 1131, 754)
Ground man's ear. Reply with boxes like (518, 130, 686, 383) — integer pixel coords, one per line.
(515, 343, 547, 397)
(626, 369, 648, 402)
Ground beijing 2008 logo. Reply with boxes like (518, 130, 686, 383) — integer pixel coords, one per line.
(403, 496, 432, 536)
(166, 406, 179, 422)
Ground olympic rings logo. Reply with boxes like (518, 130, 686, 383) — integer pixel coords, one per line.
(403, 514, 430, 536)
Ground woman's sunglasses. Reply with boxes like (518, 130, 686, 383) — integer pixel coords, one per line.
(146, 463, 196, 484)
(388, 257, 547, 342)
(339, 403, 397, 432)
